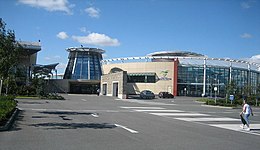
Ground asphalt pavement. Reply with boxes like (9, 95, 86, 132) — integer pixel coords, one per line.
(1, 94, 260, 150)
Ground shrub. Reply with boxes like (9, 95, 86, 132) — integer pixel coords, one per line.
(0, 96, 17, 123)
(40, 93, 65, 100)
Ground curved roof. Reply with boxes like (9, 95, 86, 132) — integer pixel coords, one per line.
(147, 51, 206, 57)
(102, 51, 260, 72)
(66, 47, 105, 54)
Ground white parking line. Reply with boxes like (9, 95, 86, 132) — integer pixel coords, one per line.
(114, 124, 139, 134)
(91, 113, 99, 118)
(174, 117, 240, 122)
(81, 99, 87, 101)
(120, 107, 165, 109)
(209, 124, 260, 136)
(134, 109, 184, 112)
(150, 113, 211, 116)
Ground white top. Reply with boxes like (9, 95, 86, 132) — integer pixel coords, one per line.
(243, 104, 251, 115)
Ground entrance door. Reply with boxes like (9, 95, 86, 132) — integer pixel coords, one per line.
(102, 84, 107, 95)
(113, 82, 118, 97)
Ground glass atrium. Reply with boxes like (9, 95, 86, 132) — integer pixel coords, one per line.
(64, 47, 104, 80)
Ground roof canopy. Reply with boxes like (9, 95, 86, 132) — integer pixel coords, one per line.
(33, 63, 59, 76)
(147, 51, 205, 57)
(66, 47, 105, 54)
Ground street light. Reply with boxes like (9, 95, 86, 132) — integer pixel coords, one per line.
(214, 87, 217, 104)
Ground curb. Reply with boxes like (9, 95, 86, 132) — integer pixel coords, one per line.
(201, 104, 238, 109)
(0, 108, 20, 132)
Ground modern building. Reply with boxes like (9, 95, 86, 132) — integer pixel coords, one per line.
(101, 51, 260, 98)
(16, 41, 41, 85)
(57, 47, 105, 94)
(0, 40, 60, 95)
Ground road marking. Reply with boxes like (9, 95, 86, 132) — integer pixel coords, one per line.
(174, 117, 240, 122)
(133, 101, 176, 106)
(91, 113, 99, 118)
(121, 99, 176, 105)
(209, 124, 260, 136)
(115, 124, 139, 134)
(81, 99, 87, 101)
(150, 113, 211, 116)
(134, 109, 184, 112)
(120, 107, 165, 109)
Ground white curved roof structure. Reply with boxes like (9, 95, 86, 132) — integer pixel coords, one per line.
(102, 51, 260, 72)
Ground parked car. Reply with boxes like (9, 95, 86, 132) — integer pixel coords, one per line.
(140, 90, 155, 99)
(158, 92, 174, 98)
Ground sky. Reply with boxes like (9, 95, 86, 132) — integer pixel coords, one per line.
(0, 0, 260, 74)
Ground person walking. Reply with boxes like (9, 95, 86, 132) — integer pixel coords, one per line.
(240, 99, 253, 131)
(96, 88, 100, 96)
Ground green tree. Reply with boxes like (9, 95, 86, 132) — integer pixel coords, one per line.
(225, 80, 237, 103)
(0, 18, 21, 95)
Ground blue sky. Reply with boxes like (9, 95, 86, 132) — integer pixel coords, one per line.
(0, 0, 260, 74)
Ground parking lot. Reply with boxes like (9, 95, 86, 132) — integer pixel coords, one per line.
(1, 94, 260, 150)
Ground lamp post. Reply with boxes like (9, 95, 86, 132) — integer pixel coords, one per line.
(0, 79, 2, 96)
(214, 87, 217, 104)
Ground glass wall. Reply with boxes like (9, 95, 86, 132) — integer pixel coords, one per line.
(178, 65, 260, 97)
(71, 52, 102, 80)
(177, 66, 204, 97)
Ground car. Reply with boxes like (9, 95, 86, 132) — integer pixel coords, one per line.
(158, 92, 174, 98)
(140, 90, 155, 99)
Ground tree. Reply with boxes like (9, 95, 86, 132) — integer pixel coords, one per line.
(225, 80, 237, 103)
(0, 18, 21, 95)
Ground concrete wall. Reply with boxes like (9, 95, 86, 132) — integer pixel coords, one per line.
(102, 61, 177, 95)
(101, 71, 127, 99)
(47, 79, 70, 93)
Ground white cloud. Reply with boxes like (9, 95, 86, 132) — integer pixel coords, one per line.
(241, 2, 251, 9)
(241, 1, 257, 9)
(54, 55, 61, 59)
(57, 31, 69, 39)
(44, 57, 51, 60)
(80, 27, 90, 33)
(72, 33, 120, 47)
(18, 0, 73, 14)
(249, 54, 260, 64)
(85, 7, 100, 18)
(240, 33, 252, 38)
(56, 63, 67, 69)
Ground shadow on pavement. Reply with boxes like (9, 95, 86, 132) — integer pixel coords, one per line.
(30, 122, 117, 130)
(40, 111, 93, 115)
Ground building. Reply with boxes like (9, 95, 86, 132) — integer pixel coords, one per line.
(101, 51, 260, 98)
(53, 47, 105, 94)
(16, 41, 41, 85)
(0, 40, 60, 95)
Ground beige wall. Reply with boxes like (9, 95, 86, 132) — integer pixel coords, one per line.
(101, 71, 127, 99)
(102, 62, 175, 95)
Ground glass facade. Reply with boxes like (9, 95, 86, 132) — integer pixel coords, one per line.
(63, 47, 104, 94)
(178, 65, 260, 97)
(64, 48, 104, 80)
(71, 52, 102, 80)
(177, 66, 204, 97)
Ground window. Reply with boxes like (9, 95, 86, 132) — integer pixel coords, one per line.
(127, 73, 156, 83)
